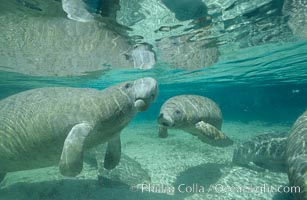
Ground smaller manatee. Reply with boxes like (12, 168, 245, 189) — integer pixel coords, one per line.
(158, 95, 233, 147)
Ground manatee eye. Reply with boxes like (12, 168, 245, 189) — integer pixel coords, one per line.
(175, 110, 181, 115)
(150, 94, 155, 100)
(124, 83, 132, 89)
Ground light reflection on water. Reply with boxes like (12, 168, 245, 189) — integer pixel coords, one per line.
(1, 39, 306, 95)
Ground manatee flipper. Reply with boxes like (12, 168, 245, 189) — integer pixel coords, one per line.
(0, 173, 6, 183)
(104, 135, 121, 170)
(158, 125, 168, 138)
(195, 121, 233, 147)
(59, 122, 92, 177)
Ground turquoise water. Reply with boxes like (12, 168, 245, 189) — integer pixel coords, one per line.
(1, 40, 306, 123)
(0, 0, 307, 200)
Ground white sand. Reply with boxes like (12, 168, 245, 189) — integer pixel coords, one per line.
(0, 120, 293, 200)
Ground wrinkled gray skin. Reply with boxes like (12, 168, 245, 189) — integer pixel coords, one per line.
(0, 77, 158, 182)
(286, 110, 307, 200)
(158, 95, 233, 147)
(232, 132, 288, 172)
(233, 110, 307, 199)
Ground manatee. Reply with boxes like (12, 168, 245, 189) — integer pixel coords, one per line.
(158, 95, 233, 147)
(286, 110, 307, 200)
(232, 132, 288, 172)
(0, 77, 158, 182)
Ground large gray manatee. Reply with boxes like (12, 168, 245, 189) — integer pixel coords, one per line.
(286, 110, 307, 200)
(0, 77, 158, 182)
(158, 95, 233, 147)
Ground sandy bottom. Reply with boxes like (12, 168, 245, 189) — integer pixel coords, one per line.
(0, 120, 294, 200)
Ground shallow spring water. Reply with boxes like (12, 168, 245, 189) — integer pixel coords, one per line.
(0, 0, 306, 200)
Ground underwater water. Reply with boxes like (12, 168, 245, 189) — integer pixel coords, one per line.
(0, 0, 307, 200)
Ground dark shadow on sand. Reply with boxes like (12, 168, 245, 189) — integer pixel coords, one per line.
(0, 163, 226, 200)
(173, 163, 225, 197)
(0, 178, 181, 200)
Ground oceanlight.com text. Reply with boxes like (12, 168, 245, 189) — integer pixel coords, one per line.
(208, 184, 300, 194)
(130, 183, 301, 194)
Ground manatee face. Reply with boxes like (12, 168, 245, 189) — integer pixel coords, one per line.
(129, 77, 158, 112)
(158, 104, 184, 128)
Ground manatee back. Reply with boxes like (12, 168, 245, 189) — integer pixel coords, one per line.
(286, 111, 307, 199)
(169, 95, 222, 129)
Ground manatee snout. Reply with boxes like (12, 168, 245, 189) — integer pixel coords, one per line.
(158, 113, 174, 127)
(134, 77, 158, 112)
